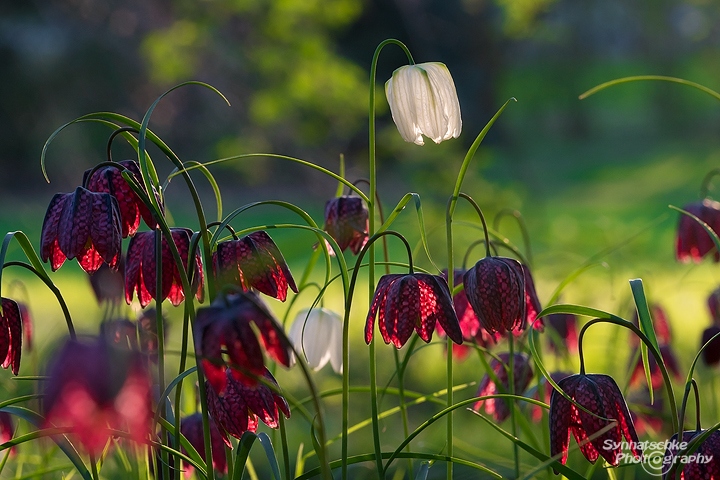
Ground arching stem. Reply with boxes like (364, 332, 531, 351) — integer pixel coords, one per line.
(106, 126, 140, 163)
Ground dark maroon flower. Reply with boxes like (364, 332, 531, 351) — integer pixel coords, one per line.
(194, 291, 292, 394)
(324, 195, 369, 255)
(180, 413, 228, 476)
(629, 344, 681, 389)
(550, 373, 642, 471)
(474, 353, 533, 422)
(709, 287, 720, 326)
(701, 326, 720, 366)
(676, 199, 720, 263)
(365, 273, 462, 348)
(43, 337, 152, 454)
(100, 319, 139, 350)
(41, 186, 122, 274)
(125, 228, 204, 308)
(631, 304, 673, 347)
(546, 312, 578, 354)
(522, 264, 544, 331)
(0, 412, 16, 456)
(463, 256, 526, 336)
(89, 258, 125, 307)
(84, 160, 159, 237)
(213, 231, 298, 302)
(205, 368, 290, 441)
(0, 298, 23, 375)
(136, 308, 163, 363)
(662, 430, 720, 479)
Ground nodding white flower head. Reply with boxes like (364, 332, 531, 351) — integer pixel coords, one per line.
(385, 62, 462, 146)
(289, 308, 343, 374)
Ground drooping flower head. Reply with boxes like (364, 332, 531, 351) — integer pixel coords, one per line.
(522, 264, 544, 331)
(549, 373, 642, 471)
(0, 298, 24, 375)
(385, 62, 462, 146)
(700, 326, 720, 366)
(463, 256, 526, 336)
(628, 344, 682, 389)
(194, 291, 292, 394)
(83, 160, 159, 237)
(676, 199, 720, 263)
(125, 228, 204, 307)
(546, 312, 578, 354)
(708, 286, 720, 326)
(213, 231, 297, 302)
(474, 353, 533, 423)
(0, 412, 16, 456)
(289, 308, 343, 373)
(205, 368, 290, 442)
(324, 196, 369, 255)
(89, 258, 125, 308)
(136, 308, 163, 363)
(100, 319, 139, 350)
(41, 186, 122, 273)
(365, 273, 462, 349)
(43, 337, 152, 454)
(180, 413, 227, 477)
(662, 429, 720, 479)
(437, 269, 496, 359)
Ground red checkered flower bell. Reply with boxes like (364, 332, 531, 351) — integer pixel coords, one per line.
(125, 228, 204, 308)
(84, 160, 159, 237)
(194, 291, 292, 394)
(662, 429, 720, 479)
(41, 186, 122, 274)
(550, 373, 642, 472)
(474, 353, 533, 422)
(205, 368, 290, 441)
(213, 231, 298, 302)
(676, 199, 720, 263)
(180, 413, 228, 476)
(0, 298, 24, 375)
(324, 196, 369, 255)
(463, 256, 526, 336)
(365, 273, 462, 349)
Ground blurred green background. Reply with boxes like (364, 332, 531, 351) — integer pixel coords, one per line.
(3, 0, 720, 478)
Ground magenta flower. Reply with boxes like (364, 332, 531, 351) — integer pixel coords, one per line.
(324, 196, 369, 255)
(474, 353, 533, 422)
(463, 256, 526, 336)
(180, 413, 228, 476)
(41, 186, 122, 273)
(43, 337, 152, 454)
(365, 273, 462, 348)
(213, 231, 297, 302)
(194, 291, 292, 394)
(676, 199, 720, 263)
(0, 412, 15, 456)
(125, 228, 204, 307)
(0, 298, 24, 375)
(84, 160, 159, 237)
(550, 373, 642, 471)
(205, 368, 290, 441)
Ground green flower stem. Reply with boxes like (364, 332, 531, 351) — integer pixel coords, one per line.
(367, 38, 414, 480)
(154, 230, 171, 480)
(509, 335, 520, 479)
(279, 416, 291, 480)
(579, 75, 720, 102)
(493, 209, 533, 267)
(677, 328, 720, 439)
(392, 348, 413, 475)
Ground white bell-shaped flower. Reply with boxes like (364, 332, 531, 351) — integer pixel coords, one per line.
(385, 62, 462, 146)
(288, 308, 343, 374)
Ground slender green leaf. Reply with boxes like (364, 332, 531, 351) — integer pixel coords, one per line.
(415, 463, 430, 480)
(258, 433, 282, 480)
(579, 75, 720, 102)
(630, 279, 658, 404)
(233, 431, 257, 480)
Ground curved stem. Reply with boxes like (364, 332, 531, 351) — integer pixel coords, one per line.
(577, 318, 678, 433)
(691, 379, 701, 432)
(206, 221, 238, 240)
(700, 168, 720, 199)
(106, 127, 139, 163)
(493, 209, 532, 267)
(579, 75, 720, 102)
(459, 193, 491, 258)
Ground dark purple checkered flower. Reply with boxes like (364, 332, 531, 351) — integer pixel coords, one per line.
(463, 256, 526, 336)
(662, 430, 720, 479)
(194, 291, 292, 394)
(180, 413, 227, 476)
(125, 228, 204, 308)
(365, 273, 462, 348)
(701, 326, 720, 366)
(205, 368, 290, 441)
(89, 259, 125, 307)
(474, 353, 533, 422)
(676, 199, 720, 263)
(214, 231, 297, 302)
(324, 196, 369, 255)
(84, 160, 159, 237)
(41, 186, 122, 274)
(550, 373, 642, 472)
(0, 298, 24, 375)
